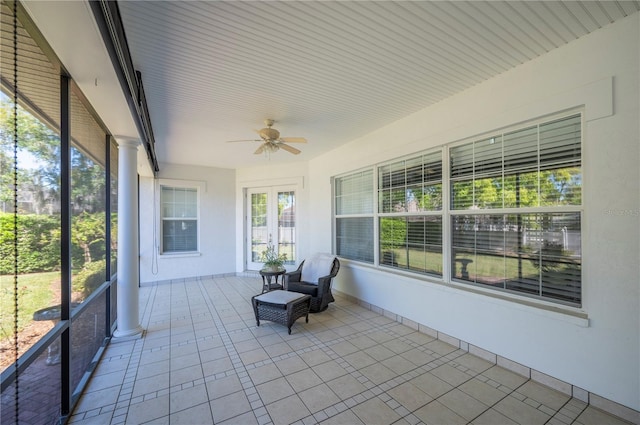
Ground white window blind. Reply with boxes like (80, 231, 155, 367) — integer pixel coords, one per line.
(161, 186, 198, 253)
(450, 113, 582, 305)
(335, 170, 374, 262)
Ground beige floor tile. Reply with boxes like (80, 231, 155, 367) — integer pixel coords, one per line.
(381, 355, 416, 375)
(256, 376, 295, 405)
(286, 368, 323, 392)
(343, 351, 377, 369)
(234, 338, 262, 353)
(275, 355, 308, 375)
(470, 408, 518, 425)
(298, 383, 341, 413)
(438, 388, 490, 420)
(132, 372, 170, 398)
(414, 400, 467, 425)
(367, 330, 396, 343)
(170, 352, 200, 370)
(73, 385, 120, 413)
(138, 348, 171, 366)
(313, 359, 349, 382)
(126, 394, 170, 424)
(210, 390, 251, 423)
(430, 364, 472, 387)
(330, 340, 360, 356)
(410, 372, 454, 399)
(299, 348, 332, 367)
(248, 363, 283, 385)
(201, 356, 233, 376)
(516, 380, 570, 411)
(239, 347, 270, 365)
(199, 346, 228, 362)
(74, 277, 635, 425)
(494, 395, 551, 425)
(401, 348, 437, 367)
(387, 381, 433, 412)
(349, 335, 379, 350)
(263, 341, 293, 357)
(256, 333, 284, 347)
(424, 339, 458, 356)
(481, 366, 529, 390)
(382, 339, 413, 354)
(404, 332, 436, 346)
(170, 383, 209, 413)
(364, 344, 397, 361)
(170, 364, 204, 386)
(320, 409, 365, 425)
(359, 362, 397, 385)
(266, 394, 311, 425)
(352, 397, 401, 425)
(458, 377, 508, 406)
(218, 411, 258, 425)
(327, 374, 367, 399)
(575, 406, 636, 425)
(286, 335, 316, 350)
(453, 353, 493, 374)
(206, 374, 243, 400)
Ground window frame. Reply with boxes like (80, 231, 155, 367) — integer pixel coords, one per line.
(332, 109, 583, 308)
(158, 179, 203, 255)
(333, 168, 375, 263)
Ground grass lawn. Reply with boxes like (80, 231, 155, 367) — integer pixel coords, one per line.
(0, 272, 58, 342)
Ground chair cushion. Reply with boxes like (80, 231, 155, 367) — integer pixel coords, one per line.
(287, 282, 318, 297)
(301, 253, 335, 284)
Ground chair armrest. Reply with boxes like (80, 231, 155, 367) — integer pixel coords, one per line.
(285, 269, 302, 284)
(317, 274, 334, 294)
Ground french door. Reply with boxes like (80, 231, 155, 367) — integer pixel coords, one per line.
(246, 187, 296, 270)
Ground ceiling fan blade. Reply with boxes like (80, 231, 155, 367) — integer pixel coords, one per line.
(279, 137, 307, 143)
(254, 144, 267, 155)
(226, 139, 262, 143)
(278, 143, 301, 155)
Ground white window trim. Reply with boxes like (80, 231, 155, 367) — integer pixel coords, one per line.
(157, 178, 205, 256)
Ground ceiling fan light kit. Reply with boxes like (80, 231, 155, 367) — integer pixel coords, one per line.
(227, 119, 307, 156)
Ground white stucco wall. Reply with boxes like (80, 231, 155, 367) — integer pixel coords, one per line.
(139, 162, 236, 283)
(307, 15, 640, 410)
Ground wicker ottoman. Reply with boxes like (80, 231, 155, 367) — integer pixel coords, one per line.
(251, 290, 311, 334)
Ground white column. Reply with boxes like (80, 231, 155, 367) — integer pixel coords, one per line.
(114, 139, 144, 338)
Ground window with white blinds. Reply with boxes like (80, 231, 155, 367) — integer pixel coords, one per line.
(332, 111, 582, 307)
(334, 169, 374, 262)
(450, 113, 582, 305)
(378, 152, 443, 276)
(161, 185, 199, 253)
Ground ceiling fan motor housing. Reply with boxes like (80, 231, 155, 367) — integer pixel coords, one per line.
(259, 127, 280, 141)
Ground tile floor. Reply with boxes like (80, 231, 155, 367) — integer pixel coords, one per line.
(69, 275, 633, 425)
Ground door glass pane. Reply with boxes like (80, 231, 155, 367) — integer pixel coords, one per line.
(278, 191, 295, 264)
(251, 193, 268, 262)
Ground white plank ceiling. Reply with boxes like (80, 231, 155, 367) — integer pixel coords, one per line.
(117, 1, 640, 169)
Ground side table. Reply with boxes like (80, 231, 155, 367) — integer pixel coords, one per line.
(260, 268, 286, 293)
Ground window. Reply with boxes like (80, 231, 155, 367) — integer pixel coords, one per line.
(334, 169, 374, 262)
(160, 185, 199, 253)
(333, 112, 582, 306)
(378, 152, 443, 276)
(450, 114, 582, 305)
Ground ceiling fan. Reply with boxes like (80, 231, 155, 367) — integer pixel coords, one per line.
(226, 119, 307, 155)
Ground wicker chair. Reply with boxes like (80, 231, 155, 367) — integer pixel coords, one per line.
(285, 254, 340, 313)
